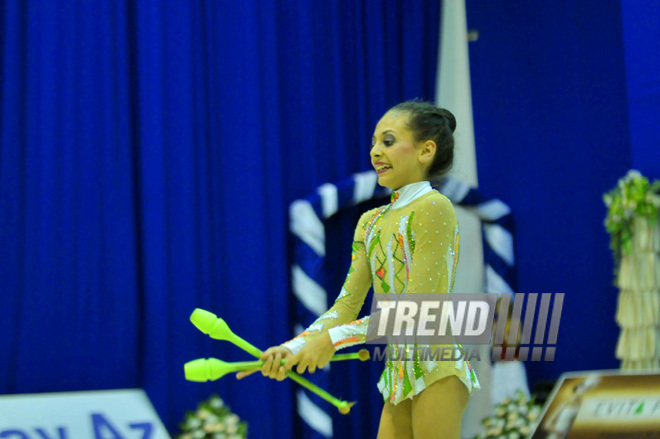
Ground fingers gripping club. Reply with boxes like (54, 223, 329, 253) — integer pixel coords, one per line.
(186, 308, 363, 414)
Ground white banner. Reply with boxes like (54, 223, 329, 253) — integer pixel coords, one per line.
(0, 389, 170, 439)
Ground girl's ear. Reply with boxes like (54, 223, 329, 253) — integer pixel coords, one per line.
(418, 140, 436, 165)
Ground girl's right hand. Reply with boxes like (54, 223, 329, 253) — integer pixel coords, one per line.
(236, 346, 293, 381)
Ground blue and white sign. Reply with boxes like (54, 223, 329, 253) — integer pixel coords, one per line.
(0, 389, 170, 438)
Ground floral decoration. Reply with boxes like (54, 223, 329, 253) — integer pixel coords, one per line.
(603, 170, 660, 274)
(176, 394, 247, 439)
(475, 390, 543, 439)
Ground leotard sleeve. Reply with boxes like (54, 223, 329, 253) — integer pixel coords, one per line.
(281, 209, 375, 354)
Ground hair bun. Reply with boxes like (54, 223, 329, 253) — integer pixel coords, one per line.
(437, 108, 457, 133)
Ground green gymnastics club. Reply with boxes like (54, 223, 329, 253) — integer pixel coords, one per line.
(188, 308, 360, 414)
(185, 349, 370, 381)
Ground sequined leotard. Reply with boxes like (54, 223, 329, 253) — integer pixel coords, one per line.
(283, 181, 480, 404)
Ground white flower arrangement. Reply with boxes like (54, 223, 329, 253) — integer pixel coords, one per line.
(176, 394, 247, 439)
(475, 390, 543, 439)
(603, 170, 660, 274)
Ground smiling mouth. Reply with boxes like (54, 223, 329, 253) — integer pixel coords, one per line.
(377, 166, 391, 175)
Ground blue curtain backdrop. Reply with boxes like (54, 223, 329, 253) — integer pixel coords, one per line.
(0, 0, 440, 436)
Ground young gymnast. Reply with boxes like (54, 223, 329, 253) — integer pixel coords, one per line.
(238, 101, 480, 439)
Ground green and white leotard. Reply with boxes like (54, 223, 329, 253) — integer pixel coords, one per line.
(283, 180, 480, 405)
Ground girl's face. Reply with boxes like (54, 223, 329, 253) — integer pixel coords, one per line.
(370, 111, 431, 190)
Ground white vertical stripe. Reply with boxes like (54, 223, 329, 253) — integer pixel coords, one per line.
(289, 200, 326, 256)
(318, 183, 339, 219)
(486, 264, 514, 297)
(483, 223, 514, 266)
(352, 171, 379, 204)
(475, 200, 511, 222)
(437, 0, 478, 186)
(297, 390, 333, 438)
(292, 265, 328, 317)
(492, 362, 530, 404)
(437, 3, 503, 432)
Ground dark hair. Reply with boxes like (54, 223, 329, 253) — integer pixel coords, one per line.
(388, 100, 456, 179)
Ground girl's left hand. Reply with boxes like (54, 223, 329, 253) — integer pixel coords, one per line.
(285, 332, 336, 374)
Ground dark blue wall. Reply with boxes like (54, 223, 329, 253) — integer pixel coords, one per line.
(466, 1, 634, 388)
(621, 1, 660, 178)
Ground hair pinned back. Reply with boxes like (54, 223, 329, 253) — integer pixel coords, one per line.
(388, 100, 456, 179)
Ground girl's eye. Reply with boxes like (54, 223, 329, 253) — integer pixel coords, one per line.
(370, 136, 395, 149)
